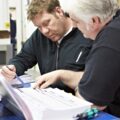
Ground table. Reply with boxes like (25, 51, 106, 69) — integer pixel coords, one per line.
(0, 102, 119, 120)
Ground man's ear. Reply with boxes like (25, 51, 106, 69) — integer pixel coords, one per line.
(88, 16, 101, 32)
(54, 6, 64, 17)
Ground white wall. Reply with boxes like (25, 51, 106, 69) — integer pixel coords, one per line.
(9, 0, 36, 52)
(8, 0, 16, 8)
(0, 0, 9, 31)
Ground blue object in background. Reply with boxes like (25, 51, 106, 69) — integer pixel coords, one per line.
(94, 112, 120, 120)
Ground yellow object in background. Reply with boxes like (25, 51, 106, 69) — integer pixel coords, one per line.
(118, 0, 120, 6)
(4, 22, 10, 29)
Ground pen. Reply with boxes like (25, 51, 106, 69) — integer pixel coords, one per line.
(73, 108, 99, 120)
(6, 65, 24, 86)
(15, 74, 24, 85)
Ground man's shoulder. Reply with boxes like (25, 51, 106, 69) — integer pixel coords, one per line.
(67, 27, 93, 44)
(31, 29, 43, 37)
(30, 28, 48, 41)
(71, 27, 83, 35)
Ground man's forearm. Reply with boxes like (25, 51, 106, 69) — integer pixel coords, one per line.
(58, 70, 84, 89)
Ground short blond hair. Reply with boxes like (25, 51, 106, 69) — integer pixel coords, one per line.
(27, 0, 60, 20)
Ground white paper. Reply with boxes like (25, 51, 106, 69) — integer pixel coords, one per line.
(0, 75, 92, 120)
(14, 87, 92, 120)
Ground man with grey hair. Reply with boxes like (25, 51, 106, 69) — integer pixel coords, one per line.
(34, 0, 120, 117)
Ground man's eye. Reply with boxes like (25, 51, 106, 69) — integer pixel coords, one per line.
(71, 19, 78, 23)
(74, 20, 78, 23)
(43, 20, 50, 26)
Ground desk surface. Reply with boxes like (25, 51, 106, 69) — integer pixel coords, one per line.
(0, 102, 119, 120)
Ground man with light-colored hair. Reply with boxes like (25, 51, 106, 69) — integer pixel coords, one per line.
(1, 0, 92, 94)
(34, 0, 120, 117)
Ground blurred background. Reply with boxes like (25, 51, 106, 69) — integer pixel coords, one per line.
(0, 0, 39, 76)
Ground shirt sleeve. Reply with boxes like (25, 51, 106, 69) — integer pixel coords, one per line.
(9, 33, 37, 75)
(79, 47, 120, 106)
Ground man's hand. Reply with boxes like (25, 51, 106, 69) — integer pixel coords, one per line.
(33, 70, 83, 90)
(33, 70, 60, 89)
(1, 65, 16, 81)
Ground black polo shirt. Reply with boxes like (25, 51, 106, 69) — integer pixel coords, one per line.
(9, 27, 92, 94)
(79, 10, 120, 117)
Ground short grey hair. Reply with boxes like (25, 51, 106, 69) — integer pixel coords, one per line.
(59, 0, 119, 22)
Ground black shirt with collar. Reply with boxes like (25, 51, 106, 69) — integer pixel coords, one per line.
(79, 10, 120, 117)
(9, 28, 92, 94)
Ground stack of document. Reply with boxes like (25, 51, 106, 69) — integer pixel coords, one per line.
(0, 75, 92, 120)
(14, 87, 91, 120)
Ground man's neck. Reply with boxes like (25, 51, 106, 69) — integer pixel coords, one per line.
(57, 18, 74, 44)
(57, 26, 73, 44)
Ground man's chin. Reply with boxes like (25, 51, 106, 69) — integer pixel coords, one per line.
(50, 37, 60, 42)
(51, 39, 59, 42)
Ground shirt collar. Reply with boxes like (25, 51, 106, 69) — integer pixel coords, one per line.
(57, 27, 73, 44)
